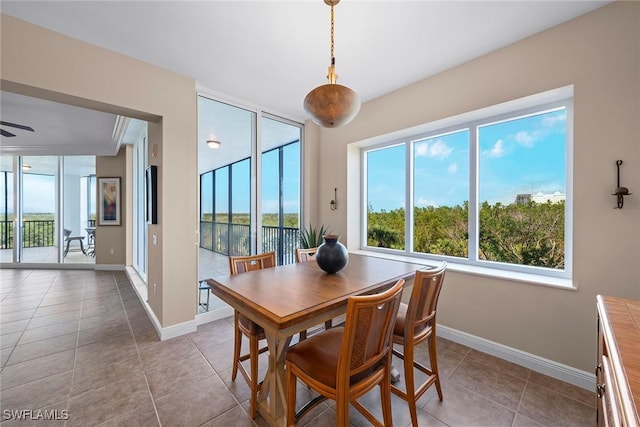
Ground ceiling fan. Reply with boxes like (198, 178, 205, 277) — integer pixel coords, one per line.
(1, 121, 35, 137)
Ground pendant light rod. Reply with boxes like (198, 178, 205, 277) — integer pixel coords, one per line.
(303, 0, 361, 128)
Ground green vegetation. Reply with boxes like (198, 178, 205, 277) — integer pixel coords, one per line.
(367, 200, 564, 269)
(201, 213, 299, 228)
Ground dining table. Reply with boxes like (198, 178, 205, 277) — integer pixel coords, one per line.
(207, 252, 427, 426)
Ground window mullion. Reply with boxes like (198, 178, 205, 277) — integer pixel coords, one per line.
(468, 125, 479, 262)
(406, 141, 413, 254)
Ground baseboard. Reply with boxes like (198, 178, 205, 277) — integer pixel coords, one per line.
(196, 306, 234, 326)
(124, 266, 197, 340)
(437, 324, 595, 391)
(95, 264, 125, 271)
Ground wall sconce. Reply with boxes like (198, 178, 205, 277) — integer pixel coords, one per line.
(330, 187, 337, 210)
(613, 159, 632, 209)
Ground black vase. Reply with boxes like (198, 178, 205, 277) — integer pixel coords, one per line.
(315, 235, 349, 274)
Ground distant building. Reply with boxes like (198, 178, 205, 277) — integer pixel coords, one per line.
(515, 191, 565, 205)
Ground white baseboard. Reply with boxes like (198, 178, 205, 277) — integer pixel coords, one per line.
(158, 319, 197, 340)
(196, 306, 234, 325)
(437, 324, 595, 391)
(95, 264, 125, 271)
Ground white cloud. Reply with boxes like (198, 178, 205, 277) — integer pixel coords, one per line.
(415, 139, 452, 159)
(515, 131, 535, 147)
(542, 113, 566, 127)
(447, 162, 458, 173)
(416, 197, 438, 208)
(484, 139, 505, 158)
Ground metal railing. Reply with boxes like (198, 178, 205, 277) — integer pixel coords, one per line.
(0, 219, 96, 249)
(2, 218, 300, 265)
(199, 221, 300, 265)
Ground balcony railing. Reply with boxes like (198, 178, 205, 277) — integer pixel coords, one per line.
(199, 221, 300, 265)
(0, 219, 96, 249)
(2, 219, 299, 265)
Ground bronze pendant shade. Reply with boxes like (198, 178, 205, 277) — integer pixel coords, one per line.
(304, 0, 361, 128)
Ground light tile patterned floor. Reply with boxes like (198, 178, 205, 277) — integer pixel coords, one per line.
(0, 268, 595, 426)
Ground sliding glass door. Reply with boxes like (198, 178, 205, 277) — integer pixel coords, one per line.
(0, 155, 95, 265)
(197, 95, 303, 314)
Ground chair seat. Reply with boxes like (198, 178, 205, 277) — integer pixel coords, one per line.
(238, 313, 265, 336)
(286, 327, 343, 388)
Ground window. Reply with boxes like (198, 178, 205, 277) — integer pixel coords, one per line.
(362, 91, 572, 278)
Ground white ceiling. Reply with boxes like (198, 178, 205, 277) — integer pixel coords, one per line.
(0, 0, 611, 156)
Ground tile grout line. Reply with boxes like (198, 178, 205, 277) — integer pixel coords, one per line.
(64, 271, 86, 427)
(114, 271, 163, 427)
(511, 369, 532, 427)
(1, 270, 57, 371)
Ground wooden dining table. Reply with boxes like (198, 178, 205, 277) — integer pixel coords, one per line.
(207, 253, 426, 426)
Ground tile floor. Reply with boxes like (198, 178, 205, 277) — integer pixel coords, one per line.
(0, 269, 596, 426)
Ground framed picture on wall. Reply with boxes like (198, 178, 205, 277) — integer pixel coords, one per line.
(98, 177, 121, 226)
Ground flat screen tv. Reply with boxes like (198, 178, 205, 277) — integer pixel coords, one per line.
(145, 165, 158, 224)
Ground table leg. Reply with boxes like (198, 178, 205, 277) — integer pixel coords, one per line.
(257, 332, 291, 427)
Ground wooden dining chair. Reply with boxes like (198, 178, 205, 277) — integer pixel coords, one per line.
(228, 251, 276, 419)
(286, 279, 405, 427)
(295, 247, 333, 341)
(295, 247, 317, 263)
(391, 262, 447, 427)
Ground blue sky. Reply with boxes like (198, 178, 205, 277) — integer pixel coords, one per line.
(367, 108, 566, 211)
(1, 174, 56, 214)
(200, 141, 300, 216)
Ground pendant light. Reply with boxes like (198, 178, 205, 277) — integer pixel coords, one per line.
(304, 0, 360, 128)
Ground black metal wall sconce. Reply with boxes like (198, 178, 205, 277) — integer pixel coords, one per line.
(330, 188, 337, 210)
(613, 160, 632, 209)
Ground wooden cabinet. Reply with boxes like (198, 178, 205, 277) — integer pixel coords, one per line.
(596, 295, 640, 427)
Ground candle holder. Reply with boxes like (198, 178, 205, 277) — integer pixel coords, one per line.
(612, 160, 632, 209)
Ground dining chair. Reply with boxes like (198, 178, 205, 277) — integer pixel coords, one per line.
(63, 228, 85, 257)
(286, 278, 405, 427)
(391, 262, 447, 427)
(295, 247, 333, 341)
(228, 251, 276, 419)
(295, 247, 317, 263)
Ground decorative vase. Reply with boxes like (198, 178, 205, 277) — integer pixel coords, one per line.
(315, 234, 349, 274)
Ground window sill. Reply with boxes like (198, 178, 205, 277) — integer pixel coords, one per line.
(349, 249, 576, 291)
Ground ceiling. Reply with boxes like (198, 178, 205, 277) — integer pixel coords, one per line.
(0, 1, 611, 156)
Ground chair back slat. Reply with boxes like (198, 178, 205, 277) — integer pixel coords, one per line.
(295, 247, 317, 263)
(229, 251, 276, 275)
(338, 279, 404, 382)
(409, 262, 447, 338)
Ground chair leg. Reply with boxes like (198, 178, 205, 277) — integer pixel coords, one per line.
(324, 319, 332, 330)
(403, 342, 419, 427)
(380, 368, 394, 427)
(248, 333, 259, 419)
(336, 389, 350, 427)
(286, 364, 297, 427)
(231, 311, 242, 381)
(428, 332, 443, 401)
(64, 240, 71, 257)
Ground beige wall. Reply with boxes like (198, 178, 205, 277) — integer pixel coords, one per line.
(95, 148, 127, 265)
(310, 1, 640, 372)
(0, 14, 198, 327)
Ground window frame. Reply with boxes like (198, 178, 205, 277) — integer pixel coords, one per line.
(360, 90, 573, 282)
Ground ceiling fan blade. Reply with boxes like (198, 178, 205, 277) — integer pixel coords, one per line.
(0, 121, 34, 132)
(0, 129, 16, 137)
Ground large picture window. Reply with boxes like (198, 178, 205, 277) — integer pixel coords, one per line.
(363, 92, 572, 278)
